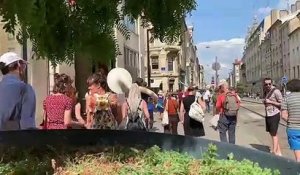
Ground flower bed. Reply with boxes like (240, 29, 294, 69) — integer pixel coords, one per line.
(0, 144, 280, 175)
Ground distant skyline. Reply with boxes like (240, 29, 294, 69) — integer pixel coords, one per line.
(188, 0, 296, 83)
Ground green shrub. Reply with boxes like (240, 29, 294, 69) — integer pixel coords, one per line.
(0, 144, 280, 175)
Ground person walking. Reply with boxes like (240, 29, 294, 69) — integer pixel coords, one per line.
(180, 86, 206, 137)
(203, 86, 211, 113)
(147, 97, 155, 129)
(65, 85, 86, 128)
(86, 73, 118, 129)
(43, 73, 85, 129)
(281, 79, 300, 161)
(0, 52, 36, 130)
(216, 83, 240, 144)
(164, 93, 179, 134)
(122, 84, 150, 131)
(263, 78, 282, 156)
(157, 90, 165, 119)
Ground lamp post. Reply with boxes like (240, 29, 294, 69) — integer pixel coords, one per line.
(146, 28, 152, 88)
(212, 56, 221, 87)
(21, 28, 28, 83)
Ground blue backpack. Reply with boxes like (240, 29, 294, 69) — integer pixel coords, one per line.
(157, 96, 164, 110)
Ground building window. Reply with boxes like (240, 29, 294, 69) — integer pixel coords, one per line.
(151, 56, 159, 70)
(168, 58, 174, 71)
(124, 47, 138, 67)
(123, 15, 136, 33)
(293, 66, 296, 79)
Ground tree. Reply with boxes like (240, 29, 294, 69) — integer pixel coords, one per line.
(236, 82, 248, 95)
(0, 0, 196, 104)
(0, 0, 197, 65)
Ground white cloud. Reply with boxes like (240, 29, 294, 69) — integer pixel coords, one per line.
(257, 7, 272, 16)
(197, 38, 245, 84)
(277, 0, 297, 9)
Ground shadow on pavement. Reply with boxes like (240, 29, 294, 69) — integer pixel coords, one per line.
(242, 120, 261, 124)
(250, 143, 270, 153)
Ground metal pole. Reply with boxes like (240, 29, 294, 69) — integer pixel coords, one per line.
(147, 29, 151, 87)
(22, 28, 28, 83)
(215, 56, 218, 87)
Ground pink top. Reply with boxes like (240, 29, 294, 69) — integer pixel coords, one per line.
(43, 94, 73, 129)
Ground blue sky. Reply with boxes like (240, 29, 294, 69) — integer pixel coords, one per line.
(188, 0, 293, 83)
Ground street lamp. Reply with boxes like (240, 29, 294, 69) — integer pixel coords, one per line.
(146, 28, 153, 88)
(212, 56, 221, 87)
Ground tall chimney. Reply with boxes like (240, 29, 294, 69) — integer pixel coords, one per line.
(296, 0, 300, 11)
(280, 10, 289, 18)
(291, 4, 296, 13)
(271, 9, 280, 25)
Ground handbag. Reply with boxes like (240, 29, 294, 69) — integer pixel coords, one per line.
(161, 99, 169, 126)
(210, 114, 220, 129)
(188, 98, 205, 123)
(162, 110, 169, 126)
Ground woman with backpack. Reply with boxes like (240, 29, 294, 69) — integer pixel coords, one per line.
(216, 84, 240, 144)
(85, 73, 118, 129)
(122, 83, 150, 131)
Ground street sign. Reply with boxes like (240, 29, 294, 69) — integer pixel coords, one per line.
(212, 62, 221, 71)
(281, 76, 288, 85)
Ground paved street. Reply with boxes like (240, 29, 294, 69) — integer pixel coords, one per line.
(150, 100, 294, 160)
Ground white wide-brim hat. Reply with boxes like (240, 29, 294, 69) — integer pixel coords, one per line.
(107, 68, 133, 94)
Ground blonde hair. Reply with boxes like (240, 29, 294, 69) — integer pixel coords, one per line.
(127, 83, 142, 112)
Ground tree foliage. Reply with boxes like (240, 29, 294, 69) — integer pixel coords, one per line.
(236, 82, 248, 95)
(0, 0, 196, 65)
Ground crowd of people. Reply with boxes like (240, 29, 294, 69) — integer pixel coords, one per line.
(0, 52, 299, 162)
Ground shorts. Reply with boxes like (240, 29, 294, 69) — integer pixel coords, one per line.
(287, 129, 300, 150)
(265, 113, 280, 136)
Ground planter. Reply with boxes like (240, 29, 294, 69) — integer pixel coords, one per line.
(0, 130, 299, 174)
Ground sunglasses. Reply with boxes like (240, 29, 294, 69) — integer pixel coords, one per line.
(264, 83, 272, 86)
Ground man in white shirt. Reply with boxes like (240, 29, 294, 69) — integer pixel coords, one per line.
(203, 86, 211, 113)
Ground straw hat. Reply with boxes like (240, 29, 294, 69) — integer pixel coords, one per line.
(107, 68, 132, 94)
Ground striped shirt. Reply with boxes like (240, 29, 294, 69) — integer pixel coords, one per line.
(281, 92, 300, 129)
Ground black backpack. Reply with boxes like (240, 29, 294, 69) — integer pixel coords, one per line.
(126, 100, 147, 131)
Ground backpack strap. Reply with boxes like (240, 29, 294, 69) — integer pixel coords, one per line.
(126, 100, 132, 114)
(265, 88, 276, 99)
(126, 99, 143, 113)
(136, 100, 143, 113)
